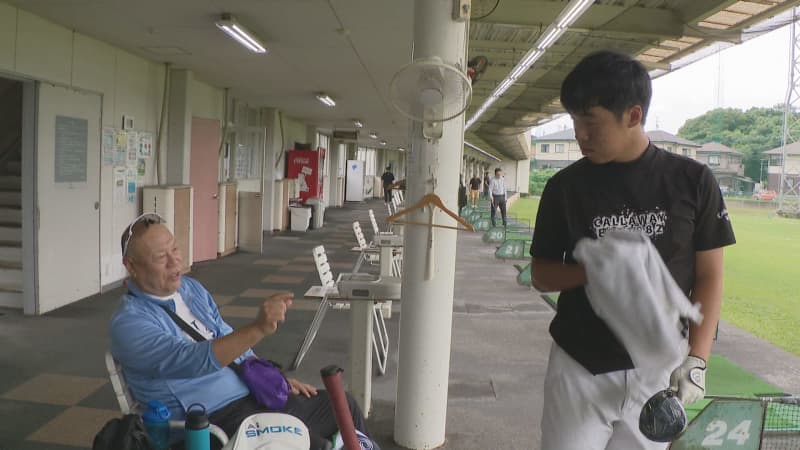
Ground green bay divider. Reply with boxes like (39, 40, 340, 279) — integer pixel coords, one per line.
(472, 218, 492, 231)
(515, 262, 531, 286)
(672, 399, 765, 450)
(484, 227, 506, 243)
(495, 240, 532, 260)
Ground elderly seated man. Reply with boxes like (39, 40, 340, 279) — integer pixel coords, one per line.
(110, 213, 370, 450)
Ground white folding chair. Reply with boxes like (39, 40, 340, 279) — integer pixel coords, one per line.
(291, 246, 390, 374)
(352, 221, 379, 273)
(368, 209, 392, 238)
(105, 351, 229, 445)
(391, 194, 401, 213)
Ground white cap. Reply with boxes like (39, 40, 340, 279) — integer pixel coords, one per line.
(222, 412, 310, 450)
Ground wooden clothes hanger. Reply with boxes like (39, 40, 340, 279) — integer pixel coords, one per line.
(388, 193, 474, 231)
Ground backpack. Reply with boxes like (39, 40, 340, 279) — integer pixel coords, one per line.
(92, 414, 153, 450)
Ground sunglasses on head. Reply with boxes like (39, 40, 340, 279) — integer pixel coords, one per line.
(121, 213, 165, 257)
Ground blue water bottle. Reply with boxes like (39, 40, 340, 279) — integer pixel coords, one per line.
(185, 403, 210, 450)
(143, 400, 171, 450)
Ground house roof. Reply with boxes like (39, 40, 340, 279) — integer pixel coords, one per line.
(764, 141, 800, 155)
(532, 129, 703, 148)
(698, 142, 743, 156)
(646, 130, 701, 147)
(532, 129, 576, 142)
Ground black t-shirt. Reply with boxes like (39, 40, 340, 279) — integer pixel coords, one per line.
(469, 177, 482, 190)
(531, 144, 736, 375)
(381, 172, 395, 188)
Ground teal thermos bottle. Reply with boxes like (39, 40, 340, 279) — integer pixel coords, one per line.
(185, 403, 210, 450)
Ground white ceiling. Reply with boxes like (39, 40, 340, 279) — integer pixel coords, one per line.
(8, 0, 800, 160)
(8, 0, 415, 149)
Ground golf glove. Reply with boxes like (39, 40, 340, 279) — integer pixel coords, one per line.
(669, 355, 706, 405)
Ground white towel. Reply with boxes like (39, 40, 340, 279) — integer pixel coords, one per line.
(573, 229, 703, 371)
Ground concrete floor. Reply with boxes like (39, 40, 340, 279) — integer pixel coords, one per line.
(0, 198, 798, 450)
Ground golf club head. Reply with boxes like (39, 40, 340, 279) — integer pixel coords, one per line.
(639, 389, 687, 442)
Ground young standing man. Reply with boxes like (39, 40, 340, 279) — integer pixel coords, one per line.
(468, 174, 482, 206)
(489, 168, 507, 227)
(381, 166, 395, 204)
(531, 51, 735, 449)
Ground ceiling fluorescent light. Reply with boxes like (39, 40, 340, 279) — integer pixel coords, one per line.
(369, 132, 378, 139)
(316, 93, 336, 107)
(557, 0, 594, 29)
(520, 49, 543, 67)
(353, 120, 364, 128)
(495, 79, 514, 96)
(215, 14, 267, 54)
(537, 26, 565, 50)
(509, 64, 528, 80)
(465, 1, 590, 131)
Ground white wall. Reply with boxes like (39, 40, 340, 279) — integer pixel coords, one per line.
(191, 80, 224, 120)
(515, 159, 529, 194)
(500, 161, 517, 193)
(0, 4, 224, 289)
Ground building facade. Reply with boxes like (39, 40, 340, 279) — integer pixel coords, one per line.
(696, 142, 749, 193)
(764, 141, 800, 191)
(531, 129, 753, 192)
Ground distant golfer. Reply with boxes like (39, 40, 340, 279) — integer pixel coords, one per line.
(468, 175, 482, 206)
(381, 167, 395, 204)
(488, 168, 507, 227)
(530, 50, 735, 449)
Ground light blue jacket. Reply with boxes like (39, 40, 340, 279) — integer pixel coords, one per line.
(110, 276, 253, 420)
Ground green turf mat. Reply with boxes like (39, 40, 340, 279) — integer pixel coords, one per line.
(685, 354, 785, 422)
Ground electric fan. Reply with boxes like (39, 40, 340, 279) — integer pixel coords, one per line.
(388, 56, 472, 139)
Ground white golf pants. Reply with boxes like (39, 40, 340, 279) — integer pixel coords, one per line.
(541, 343, 670, 450)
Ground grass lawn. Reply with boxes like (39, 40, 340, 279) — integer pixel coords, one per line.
(723, 206, 800, 356)
(510, 197, 800, 356)
(509, 196, 540, 227)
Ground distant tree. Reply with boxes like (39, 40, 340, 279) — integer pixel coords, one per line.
(678, 106, 800, 181)
(529, 168, 560, 195)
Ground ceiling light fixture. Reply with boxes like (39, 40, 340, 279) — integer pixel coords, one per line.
(215, 14, 268, 54)
(316, 93, 336, 107)
(379, 140, 387, 146)
(369, 132, 378, 139)
(397, 147, 405, 152)
(353, 120, 364, 128)
(465, 0, 593, 130)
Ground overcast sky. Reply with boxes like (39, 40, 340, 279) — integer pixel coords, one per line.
(531, 24, 792, 137)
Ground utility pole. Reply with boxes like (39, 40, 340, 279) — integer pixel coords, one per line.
(779, 7, 800, 214)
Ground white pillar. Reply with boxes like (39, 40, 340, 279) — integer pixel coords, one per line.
(329, 141, 342, 207)
(166, 69, 193, 185)
(394, 1, 467, 447)
(517, 159, 530, 194)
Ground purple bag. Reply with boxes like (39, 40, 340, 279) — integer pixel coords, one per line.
(233, 357, 290, 410)
(157, 305, 291, 411)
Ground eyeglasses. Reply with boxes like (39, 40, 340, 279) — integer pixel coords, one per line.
(121, 213, 165, 257)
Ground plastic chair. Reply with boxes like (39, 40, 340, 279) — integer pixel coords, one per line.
(291, 245, 390, 374)
(104, 351, 230, 445)
(352, 221, 380, 273)
(368, 209, 393, 238)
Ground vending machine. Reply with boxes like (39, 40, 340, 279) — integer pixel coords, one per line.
(286, 148, 325, 203)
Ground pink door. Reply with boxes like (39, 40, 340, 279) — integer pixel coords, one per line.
(190, 117, 220, 262)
